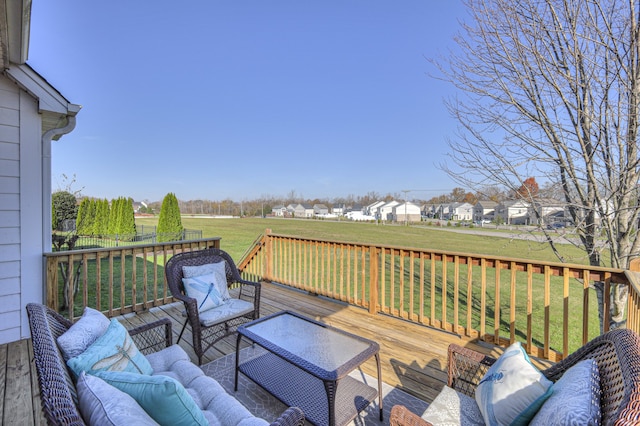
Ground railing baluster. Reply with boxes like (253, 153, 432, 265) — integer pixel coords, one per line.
(453, 255, 459, 334)
(430, 255, 436, 325)
(563, 267, 569, 357)
(526, 264, 533, 352)
(465, 258, 473, 337)
(494, 260, 501, 345)
(419, 253, 425, 324)
(442, 254, 448, 331)
(544, 265, 551, 359)
(480, 258, 487, 341)
(510, 262, 516, 344)
(582, 268, 590, 345)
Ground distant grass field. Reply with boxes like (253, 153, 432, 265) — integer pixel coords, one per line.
(135, 216, 592, 265)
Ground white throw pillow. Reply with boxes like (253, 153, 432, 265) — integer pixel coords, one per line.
(475, 341, 553, 426)
(182, 273, 225, 312)
(77, 371, 159, 426)
(57, 307, 110, 361)
(182, 261, 231, 300)
(530, 359, 601, 425)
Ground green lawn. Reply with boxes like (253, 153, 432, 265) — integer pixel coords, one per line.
(135, 216, 592, 266)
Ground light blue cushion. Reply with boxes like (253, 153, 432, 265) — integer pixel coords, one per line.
(182, 273, 225, 312)
(182, 261, 231, 300)
(93, 370, 208, 426)
(475, 342, 553, 426)
(67, 319, 153, 377)
(76, 371, 159, 426)
(530, 359, 601, 425)
(57, 306, 110, 361)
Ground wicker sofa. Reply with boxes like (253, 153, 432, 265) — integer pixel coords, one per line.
(390, 328, 640, 426)
(26, 302, 305, 426)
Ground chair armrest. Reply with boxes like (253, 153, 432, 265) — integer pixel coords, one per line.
(128, 317, 173, 355)
(269, 406, 305, 426)
(234, 278, 261, 305)
(234, 278, 261, 293)
(237, 277, 261, 287)
(390, 405, 433, 426)
(447, 344, 496, 398)
(171, 291, 201, 324)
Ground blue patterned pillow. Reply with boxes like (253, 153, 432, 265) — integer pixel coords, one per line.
(67, 319, 153, 378)
(93, 370, 208, 426)
(530, 359, 601, 425)
(182, 261, 231, 300)
(182, 273, 225, 312)
(475, 341, 553, 425)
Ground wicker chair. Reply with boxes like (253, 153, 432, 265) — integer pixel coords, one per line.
(390, 328, 640, 426)
(165, 248, 261, 365)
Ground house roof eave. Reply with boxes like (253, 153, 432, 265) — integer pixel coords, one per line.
(5, 63, 81, 137)
(0, 0, 31, 69)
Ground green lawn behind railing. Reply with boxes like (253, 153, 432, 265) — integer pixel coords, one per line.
(135, 217, 593, 265)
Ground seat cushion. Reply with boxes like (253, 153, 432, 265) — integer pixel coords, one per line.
(198, 298, 255, 327)
(475, 341, 553, 426)
(530, 359, 601, 425)
(422, 385, 485, 426)
(147, 344, 269, 426)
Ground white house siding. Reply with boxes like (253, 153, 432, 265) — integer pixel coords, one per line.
(0, 76, 25, 343)
(379, 201, 400, 221)
(393, 203, 421, 223)
(0, 73, 55, 344)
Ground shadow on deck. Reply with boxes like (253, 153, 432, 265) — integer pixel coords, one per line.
(2, 281, 503, 425)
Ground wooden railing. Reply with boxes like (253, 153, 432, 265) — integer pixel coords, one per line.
(43, 237, 220, 320)
(43, 230, 640, 363)
(240, 230, 639, 362)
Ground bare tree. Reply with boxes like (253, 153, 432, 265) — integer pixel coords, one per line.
(437, 0, 640, 331)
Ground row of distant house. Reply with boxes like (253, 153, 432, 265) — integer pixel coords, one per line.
(273, 199, 571, 226)
(425, 199, 569, 226)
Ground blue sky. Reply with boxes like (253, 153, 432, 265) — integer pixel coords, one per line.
(29, 1, 466, 203)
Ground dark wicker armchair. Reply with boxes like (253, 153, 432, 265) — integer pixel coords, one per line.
(390, 328, 640, 426)
(165, 248, 261, 365)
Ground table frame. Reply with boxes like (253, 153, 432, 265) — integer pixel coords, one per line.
(235, 310, 383, 426)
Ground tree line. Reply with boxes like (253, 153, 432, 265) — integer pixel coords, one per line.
(52, 191, 184, 245)
(139, 179, 550, 217)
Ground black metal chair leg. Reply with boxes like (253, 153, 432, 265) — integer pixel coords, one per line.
(177, 319, 188, 344)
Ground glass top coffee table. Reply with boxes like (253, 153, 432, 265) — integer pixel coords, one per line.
(235, 310, 382, 426)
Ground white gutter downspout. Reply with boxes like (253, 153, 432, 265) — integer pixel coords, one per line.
(42, 115, 77, 251)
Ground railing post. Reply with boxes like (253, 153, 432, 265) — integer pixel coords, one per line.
(264, 229, 273, 281)
(369, 245, 379, 314)
(45, 256, 58, 310)
(626, 259, 640, 334)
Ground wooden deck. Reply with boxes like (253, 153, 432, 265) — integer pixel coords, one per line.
(1, 281, 515, 425)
